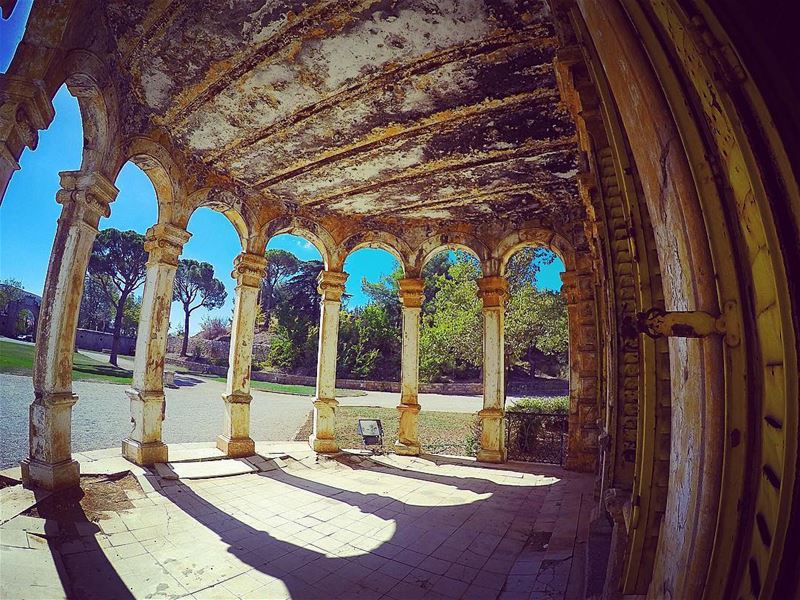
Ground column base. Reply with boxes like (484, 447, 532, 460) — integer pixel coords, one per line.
(309, 434, 339, 454)
(309, 397, 339, 453)
(394, 440, 420, 456)
(476, 448, 507, 463)
(122, 439, 168, 465)
(216, 435, 255, 458)
(20, 457, 80, 490)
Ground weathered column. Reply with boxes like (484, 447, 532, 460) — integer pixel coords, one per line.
(394, 278, 425, 456)
(0, 75, 54, 199)
(122, 223, 191, 465)
(21, 170, 118, 490)
(476, 275, 509, 463)
(217, 252, 267, 457)
(309, 270, 348, 453)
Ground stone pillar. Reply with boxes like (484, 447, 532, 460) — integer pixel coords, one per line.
(122, 223, 191, 465)
(0, 75, 55, 199)
(395, 278, 424, 456)
(477, 275, 509, 463)
(562, 257, 600, 472)
(217, 252, 267, 457)
(21, 170, 118, 490)
(309, 270, 348, 453)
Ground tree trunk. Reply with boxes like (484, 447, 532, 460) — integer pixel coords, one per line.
(109, 291, 129, 366)
(262, 282, 273, 327)
(181, 305, 191, 356)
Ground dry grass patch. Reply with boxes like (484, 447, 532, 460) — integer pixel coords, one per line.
(335, 406, 479, 457)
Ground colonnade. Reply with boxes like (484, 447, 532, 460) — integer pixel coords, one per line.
(18, 171, 590, 491)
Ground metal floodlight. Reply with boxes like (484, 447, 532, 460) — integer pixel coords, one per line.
(357, 418, 384, 447)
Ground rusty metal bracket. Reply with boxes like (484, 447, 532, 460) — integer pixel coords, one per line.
(629, 301, 740, 346)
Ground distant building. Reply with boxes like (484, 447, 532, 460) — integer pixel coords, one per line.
(0, 284, 40, 340)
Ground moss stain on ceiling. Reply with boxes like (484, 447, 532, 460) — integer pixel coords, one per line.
(104, 0, 582, 224)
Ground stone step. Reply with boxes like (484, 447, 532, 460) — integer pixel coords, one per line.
(154, 458, 258, 480)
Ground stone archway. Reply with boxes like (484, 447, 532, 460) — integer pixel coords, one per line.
(1, 293, 40, 340)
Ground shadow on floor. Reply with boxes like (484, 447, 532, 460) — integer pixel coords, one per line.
(34, 484, 134, 600)
(172, 375, 205, 387)
(44, 455, 587, 599)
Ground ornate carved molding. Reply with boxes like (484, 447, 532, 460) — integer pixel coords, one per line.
(316, 270, 348, 302)
(398, 278, 425, 309)
(477, 275, 509, 308)
(231, 252, 267, 288)
(0, 75, 55, 151)
(143, 222, 191, 266)
(55, 170, 118, 226)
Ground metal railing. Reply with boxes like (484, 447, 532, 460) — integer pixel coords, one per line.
(505, 411, 568, 465)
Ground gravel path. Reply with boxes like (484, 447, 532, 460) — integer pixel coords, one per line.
(0, 373, 311, 469)
(0, 361, 502, 469)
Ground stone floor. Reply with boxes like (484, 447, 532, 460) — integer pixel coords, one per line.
(0, 443, 593, 599)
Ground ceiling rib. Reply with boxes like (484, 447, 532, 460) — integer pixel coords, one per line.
(376, 183, 545, 216)
(298, 137, 575, 207)
(249, 89, 560, 189)
(161, 0, 365, 127)
(117, 0, 186, 64)
(205, 31, 556, 164)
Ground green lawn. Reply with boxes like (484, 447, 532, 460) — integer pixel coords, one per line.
(200, 374, 366, 398)
(0, 339, 133, 384)
(334, 406, 479, 457)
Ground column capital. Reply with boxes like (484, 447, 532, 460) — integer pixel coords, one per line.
(143, 223, 191, 266)
(231, 252, 267, 287)
(55, 170, 119, 226)
(0, 75, 55, 150)
(317, 270, 348, 302)
(477, 275, 509, 308)
(398, 278, 425, 308)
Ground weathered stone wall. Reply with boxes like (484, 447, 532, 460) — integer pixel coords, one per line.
(75, 328, 136, 355)
(562, 254, 599, 472)
(166, 335, 272, 363)
(164, 356, 487, 395)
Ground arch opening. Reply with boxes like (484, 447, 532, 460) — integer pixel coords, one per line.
(336, 247, 403, 384)
(166, 207, 239, 365)
(502, 245, 571, 466)
(257, 233, 325, 378)
(261, 217, 333, 271)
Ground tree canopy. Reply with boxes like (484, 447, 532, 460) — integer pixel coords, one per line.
(86, 229, 148, 364)
(266, 259, 324, 372)
(260, 247, 568, 383)
(0, 279, 24, 313)
(173, 259, 227, 356)
(260, 249, 301, 326)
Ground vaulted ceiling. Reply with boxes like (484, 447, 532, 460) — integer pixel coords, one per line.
(104, 0, 581, 224)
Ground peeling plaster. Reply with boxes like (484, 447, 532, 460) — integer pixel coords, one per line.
(102, 0, 581, 225)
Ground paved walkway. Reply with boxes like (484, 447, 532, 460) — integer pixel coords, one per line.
(79, 349, 491, 413)
(0, 444, 593, 599)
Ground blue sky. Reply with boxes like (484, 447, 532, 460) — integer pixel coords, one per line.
(0, 4, 563, 334)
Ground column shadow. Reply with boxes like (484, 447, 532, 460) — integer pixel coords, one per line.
(139, 455, 575, 599)
(27, 485, 134, 600)
(28, 456, 579, 599)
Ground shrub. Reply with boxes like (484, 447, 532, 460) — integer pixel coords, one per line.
(199, 316, 230, 340)
(266, 326, 299, 371)
(507, 395, 569, 414)
(464, 415, 481, 457)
